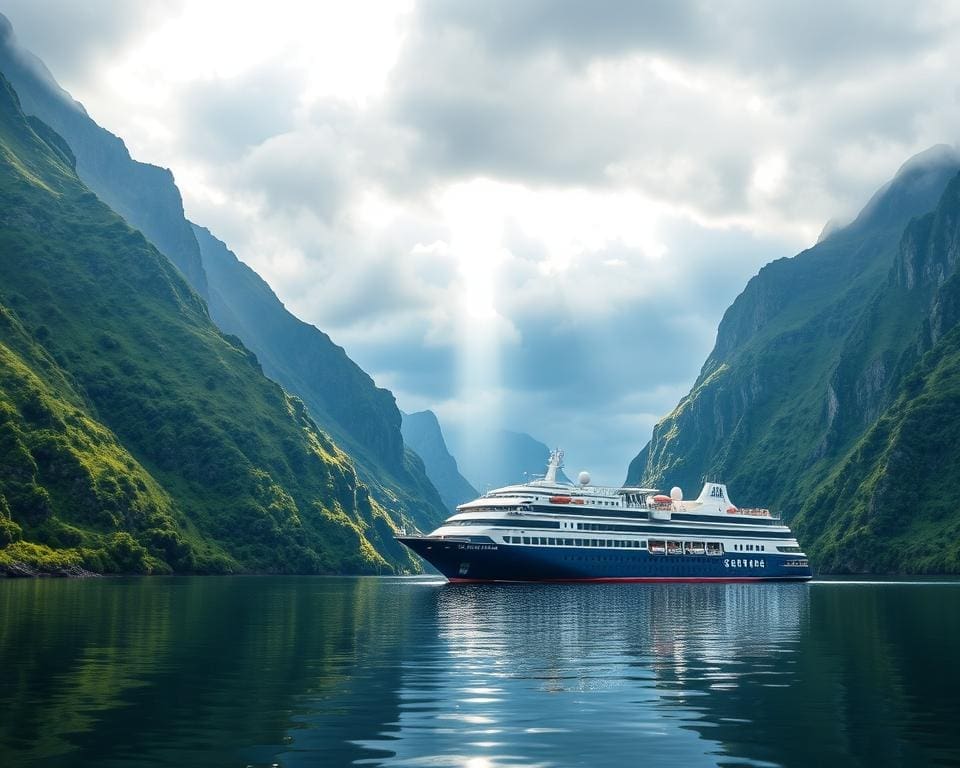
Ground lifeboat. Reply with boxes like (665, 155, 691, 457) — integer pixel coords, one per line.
(652, 494, 673, 504)
(549, 496, 572, 504)
(726, 505, 738, 514)
(571, 498, 585, 505)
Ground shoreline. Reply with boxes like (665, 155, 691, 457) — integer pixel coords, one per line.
(3, 567, 960, 582)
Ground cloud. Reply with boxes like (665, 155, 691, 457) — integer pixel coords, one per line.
(3, 1, 959, 482)
(417, 0, 950, 82)
(0, 2, 182, 87)
(173, 66, 303, 163)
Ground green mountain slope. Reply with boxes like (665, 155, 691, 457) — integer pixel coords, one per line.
(0, 14, 207, 295)
(626, 147, 960, 573)
(400, 410, 477, 510)
(192, 225, 447, 532)
(0, 14, 446, 536)
(792, 175, 960, 573)
(0, 73, 417, 575)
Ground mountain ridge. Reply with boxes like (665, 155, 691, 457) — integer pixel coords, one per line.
(191, 224, 448, 532)
(627, 146, 960, 573)
(0, 14, 447, 545)
(0, 14, 209, 294)
(400, 410, 477, 511)
(0, 72, 418, 575)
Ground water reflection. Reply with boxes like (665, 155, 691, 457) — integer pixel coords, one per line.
(347, 584, 806, 767)
(1, 578, 958, 768)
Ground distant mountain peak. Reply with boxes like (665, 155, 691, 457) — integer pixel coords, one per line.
(893, 143, 960, 178)
(400, 410, 477, 511)
(851, 144, 960, 234)
(0, 13, 88, 118)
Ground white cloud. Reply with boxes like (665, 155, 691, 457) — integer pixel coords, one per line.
(3, 1, 959, 480)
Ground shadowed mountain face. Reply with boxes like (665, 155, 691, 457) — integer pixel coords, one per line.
(627, 146, 960, 574)
(400, 410, 477, 511)
(0, 73, 420, 574)
(0, 13, 446, 540)
(192, 226, 447, 531)
(0, 14, 207, 295)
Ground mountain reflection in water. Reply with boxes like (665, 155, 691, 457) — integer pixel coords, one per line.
(1, 577, 958, 767)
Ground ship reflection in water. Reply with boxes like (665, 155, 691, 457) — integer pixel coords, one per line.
(352, 582, 810, 767)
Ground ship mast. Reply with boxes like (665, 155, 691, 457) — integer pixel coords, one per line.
(544, 448, 564, 484)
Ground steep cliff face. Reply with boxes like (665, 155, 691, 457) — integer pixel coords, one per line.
(193, 225, 404, 469)
(0, 74, 418, 574)
(0, 14, 208, 295)
(792, 174, 960, 573)
(193, 225, 447, 532)
(0, 14, 446, 537)
(400, 411, 477, 510)
(627, 147, 960, 573)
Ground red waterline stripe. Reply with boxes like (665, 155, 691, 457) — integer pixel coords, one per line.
(446, 576, 808, 584)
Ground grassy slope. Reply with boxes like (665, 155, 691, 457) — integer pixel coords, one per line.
(0, 303, 183, 574)
(0, 74, 417, 575)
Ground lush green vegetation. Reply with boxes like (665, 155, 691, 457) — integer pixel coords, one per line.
(792, 182, 960, 573)
(2, 24, 447, 562)
(794, 321, 960, 573)
(629, 148, 960, 573)
(0, 74, 418, 575)
(193, 225, 448, 536)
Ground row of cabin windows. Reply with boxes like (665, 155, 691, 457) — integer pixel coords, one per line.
(577, 522, 646, 533)
(505, 537, 735, 556)
(505, 536, 647, 549)
(452, 520, 777, 554)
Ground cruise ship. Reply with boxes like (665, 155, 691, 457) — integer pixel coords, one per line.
(397, 450, 812, 582)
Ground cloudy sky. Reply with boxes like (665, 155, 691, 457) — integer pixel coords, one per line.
(4, 1, 959, 484)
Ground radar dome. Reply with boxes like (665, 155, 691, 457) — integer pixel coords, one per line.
(578, 471, 591, 486)
(670, 486, 683, 501)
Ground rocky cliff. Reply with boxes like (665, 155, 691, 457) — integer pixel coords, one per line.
(627, 146, 960, 573)
(400, 410, 477, 510)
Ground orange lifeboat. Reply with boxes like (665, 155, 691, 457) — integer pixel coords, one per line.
(571, 498, 585, 505)
(652, 494, 672, 504)
(549, 496, 572, 504)
(726, 505, 738, 514)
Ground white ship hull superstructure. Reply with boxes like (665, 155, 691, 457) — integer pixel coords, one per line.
(397, 450, 812, 582)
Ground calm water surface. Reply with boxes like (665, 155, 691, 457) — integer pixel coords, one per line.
(1, 576, 958, 767)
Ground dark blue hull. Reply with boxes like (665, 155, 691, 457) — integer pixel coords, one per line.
(397, 537, 812, 582)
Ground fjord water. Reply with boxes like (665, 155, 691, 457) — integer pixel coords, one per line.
(1, 578, 958, 767)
